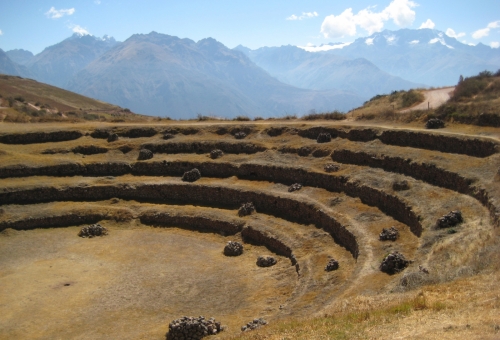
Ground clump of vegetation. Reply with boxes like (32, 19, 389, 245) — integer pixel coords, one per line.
(233, 115, 251, 121)
(302, 110, 346, 120)
(432, 70, 500, 126)
(401, 90, 425, 108)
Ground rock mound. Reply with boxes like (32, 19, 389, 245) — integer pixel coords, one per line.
(241, 318, 267, 332)
(257, 255, 277, 267)
(182, 168, 201, 182)
(325, 259, 339, 271)
(380, 251, 410, 274)
(392, 180, 410, 191)
(288, 183, 302, 192)
(137, 149, 153, 160)
(426, 119, 445, 129)
(166, 316, 222, 340)
(210, 149, 224, 159)
(234, 132, 247, 139)
(238, 202, 255, 217)
(379, 226, 399, 241)
(72, 145, 108, 155)
(436, 210, 463, 228)
(78, 223, 108, 238)
(107, 133, 119, 142)
(224, 241, 243, 256)
(163, 133, 175, 140)
(317, 133, 332, 143)
(324, 163, 340, 172)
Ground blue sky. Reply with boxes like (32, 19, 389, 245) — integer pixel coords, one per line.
(1, 0, 499, 54)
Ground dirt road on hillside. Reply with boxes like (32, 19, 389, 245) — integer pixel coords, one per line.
(400, 86, 455, 112)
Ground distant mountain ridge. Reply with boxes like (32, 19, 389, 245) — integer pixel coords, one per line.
(5, 49, 34, 65)
(67, 32, 362, 118)
(1, 28, 498, 118)
(24, 33, 118, 88)
(235, 44, 422, 98)
(328, 28, 500, 86)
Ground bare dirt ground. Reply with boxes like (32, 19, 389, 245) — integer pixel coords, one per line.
(0, 120, 499, 339)
(400, 87, 455, 112)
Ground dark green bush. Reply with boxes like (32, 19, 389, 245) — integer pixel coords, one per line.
(233, 115, 250, 121)
(401, 90, 424, 108)
(302, 110, 346, 120)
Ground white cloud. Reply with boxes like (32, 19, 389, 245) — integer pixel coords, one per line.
(472, 28, 489, 39)
(287, 11, 318, 21)
(386, 35, 396, 44)
(419, 19, 435, 29)
(45, 7, 75, 19)
(94, 0, 101, 4)
(446, 28, 465, 39)
(71, 25, 91, 36)
(298, 42, 352, 52)
(410, 39, 419, 44)
(384, 0, 417, 26)
(491, 42, 500, 48)
(0, 29, 3, 36)
(472, 20, 500, 39)
(488, 21, 500, 29)
(365, 37, 374, 45)
(321, 9, 357, 38)
(321, 0, 417, 38)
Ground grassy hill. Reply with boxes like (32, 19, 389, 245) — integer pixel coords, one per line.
(0, 74, 154, 123)
(348, 70, 500, 127)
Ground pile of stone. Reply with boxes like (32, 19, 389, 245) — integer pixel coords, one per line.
(163, 133, 175, 140)
(325, 258, 339, 271)
(379, 226, 400, 241)
(137, 149, 154, 160)
(380, 251, 410, 274)
(224, 241, 243, 256)
(392, 180, 410, 191)
(288, 183, 302, 192)
(257, 255, 277, 267)
(210, 149, 224, 159)
(317, 133, 332, 143)
(107, 133, 119, 142)
(241, 318, 267, 332)
(436, 210, 463, 228)
(234, 132, 247, 139)
(166, 316, 222, 340)
(238, 202, 255, 217)
(324, 163, 340, 172)
(182, 168, 201, 182)
(78, 223, 108, 238)
(425, 119, 445, 129)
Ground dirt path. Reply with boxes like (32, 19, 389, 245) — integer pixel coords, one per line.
(400, 86, 455, 112)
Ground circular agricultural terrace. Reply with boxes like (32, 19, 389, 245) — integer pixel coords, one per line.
(0, 122, 499, 339)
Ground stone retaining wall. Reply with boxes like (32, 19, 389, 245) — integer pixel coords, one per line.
(0, 161, 421, 237)
(0, 182, 359, 258)
(0, 131, 83, 144)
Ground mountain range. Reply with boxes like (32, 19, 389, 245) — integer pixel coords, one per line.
(1, 28, 499, 118)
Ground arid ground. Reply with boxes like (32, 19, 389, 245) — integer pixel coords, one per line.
(0, 119, 499, 339)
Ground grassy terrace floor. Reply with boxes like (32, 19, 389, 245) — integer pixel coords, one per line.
(0, 120, 499, 339)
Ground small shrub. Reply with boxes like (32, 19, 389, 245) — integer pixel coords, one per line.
(233, 115, 250, 121)
(302, 110, 346, 120)
(14, 96, 25, 103)
(401, 90, 424, 108)
(253, 116, 264, 121)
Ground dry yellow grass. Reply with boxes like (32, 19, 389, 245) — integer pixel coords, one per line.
(1, 119, 500, 339)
